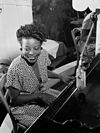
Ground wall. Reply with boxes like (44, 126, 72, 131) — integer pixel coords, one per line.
(0, 0, 33, 60)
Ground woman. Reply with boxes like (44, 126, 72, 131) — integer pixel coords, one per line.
(5, 23, 72, 127)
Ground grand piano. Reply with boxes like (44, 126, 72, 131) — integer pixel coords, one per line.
(25, 54, 100, 133)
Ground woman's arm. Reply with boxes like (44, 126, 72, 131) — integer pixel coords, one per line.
(8, 86, 56, 106)
(8, 86, 40, 106)
(47, 70, 74, 83)
(47, 69, 60, 79)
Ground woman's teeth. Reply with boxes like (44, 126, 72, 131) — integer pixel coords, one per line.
(29, 57, 35, 60)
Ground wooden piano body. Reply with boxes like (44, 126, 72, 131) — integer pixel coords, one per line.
(25, 54, 100, 133)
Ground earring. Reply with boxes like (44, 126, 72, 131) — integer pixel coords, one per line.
(20, 48, 22, 51)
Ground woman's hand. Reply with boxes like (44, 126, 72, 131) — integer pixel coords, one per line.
(58, 74, 74, 84)
(38, 83, 49, 93)
(38, 92, 56, 106)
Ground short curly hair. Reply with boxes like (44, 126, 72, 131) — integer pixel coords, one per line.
(16, 22, 48, 45)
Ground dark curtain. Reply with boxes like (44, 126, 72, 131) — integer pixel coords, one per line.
(32, 0, 76, 48)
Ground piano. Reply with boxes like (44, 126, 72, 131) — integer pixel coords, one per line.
(25, 54, 100, 133)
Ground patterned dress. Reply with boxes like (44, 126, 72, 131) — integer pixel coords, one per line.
(5, 49, 60, 127)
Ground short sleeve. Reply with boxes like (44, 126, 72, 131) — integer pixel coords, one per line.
(5, 67, 22, 91)
(41, 49, 51, 66)
(45, 50, 51, 66)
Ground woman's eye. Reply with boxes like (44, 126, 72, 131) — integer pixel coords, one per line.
(34, 47, 41, 50)
(25, 48, 30, 51)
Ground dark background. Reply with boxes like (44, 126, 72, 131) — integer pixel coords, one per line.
(32, 0, 89, 49)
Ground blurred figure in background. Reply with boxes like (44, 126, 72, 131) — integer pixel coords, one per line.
(0, 58, 11, 78)
(78, 11, 97, 66)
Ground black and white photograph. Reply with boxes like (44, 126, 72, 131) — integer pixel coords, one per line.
(0, 0, 100, 133)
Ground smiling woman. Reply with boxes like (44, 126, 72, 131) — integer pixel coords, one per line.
(4, 22, 72, 127)
(21, 38, 42, 64)
(16, 23, 47, 65)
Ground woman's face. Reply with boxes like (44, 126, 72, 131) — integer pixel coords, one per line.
(21, 38, 41, 63)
